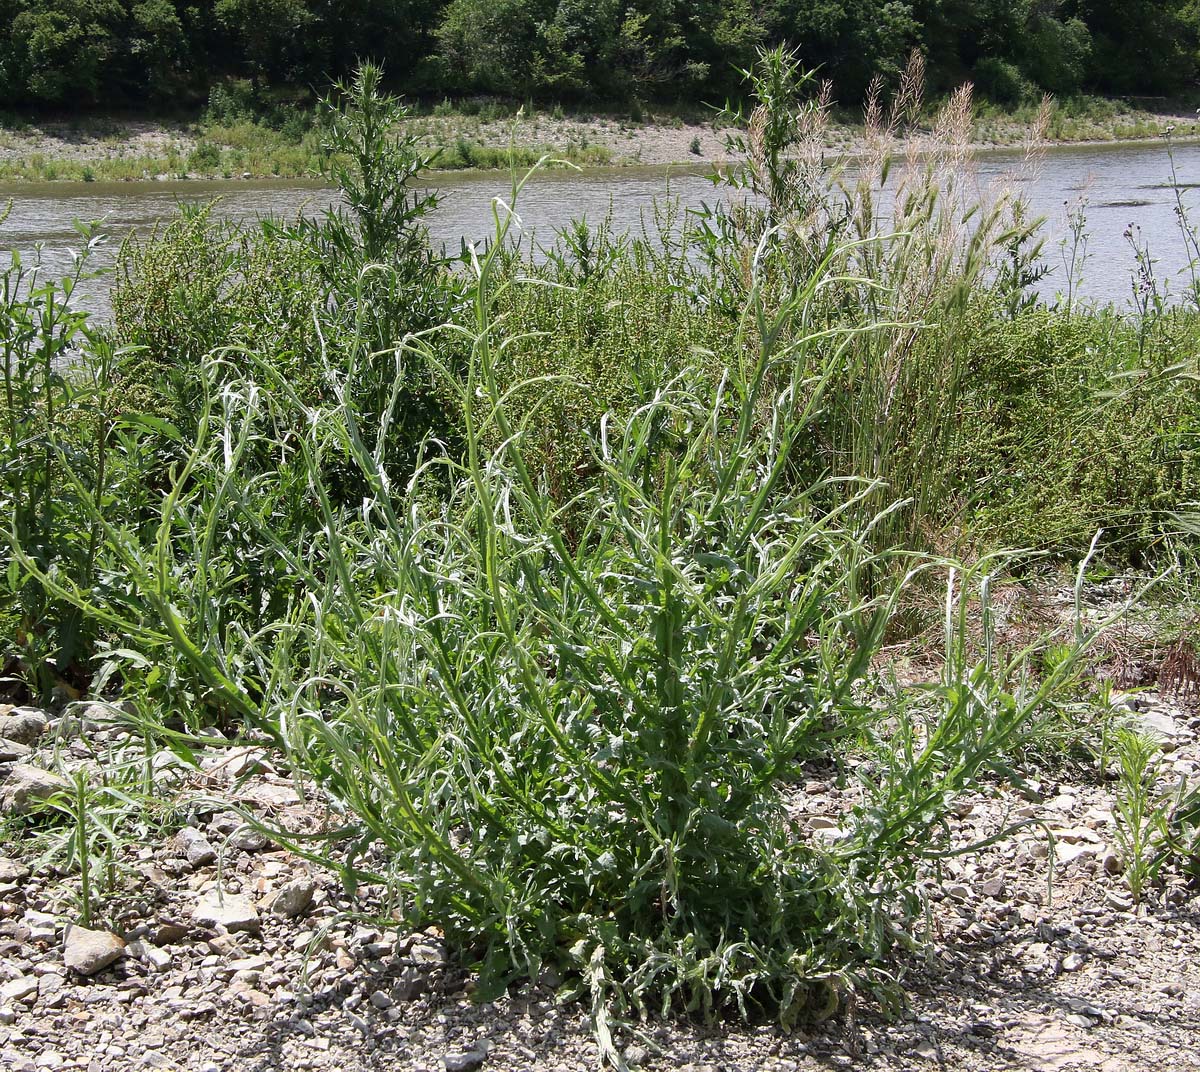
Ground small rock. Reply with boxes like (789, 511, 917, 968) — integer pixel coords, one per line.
(36, 975, 65, 1005)
(946, 883, 971, 902)
(0, 857, 30, 883)
(0, 976, 38, 1004)
(0, 709, 49, 745)
(1137, 708, 1181, 744)
(1048, 794, 1076, 813)
(63, 925, 126, 976)
(0, 764, 68, 815)
(444, 1049, 488, 1072)
(241, 782, 300, 809)
(392, 965, 425, 1001)
(229, 827, 269, 852)
(59, 704, 108, 737)
(154, 920, 189, 945)
(1063, 997, 1106, 1020)
(128, 940, 172, 973)
(410, 939, 449, 967)
(1054, 841, 1099, 865)
(369, 990, 394, 1010)
(227, 749, 272, 778)
(25, 910, 59, 944)
(175, 827, 216, 867)
(269, 878, 314, 919)
(1052, 826, 1103, 844)
(623, 1045, 650, 1067)
(806, 816, 844, 840)
(0, 739, 31, 762)
(192, 891, 260, 934)
(1105, 890, 1133, 911)
(1061, 953, 1085, 972)
(980, 876, 1006, 899)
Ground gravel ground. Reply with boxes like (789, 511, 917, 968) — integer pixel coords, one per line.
(0, 615, 1197, 1072)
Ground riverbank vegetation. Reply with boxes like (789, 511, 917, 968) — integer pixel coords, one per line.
(1, 53, 1199, 1061)
(2, 91, 1197, 186)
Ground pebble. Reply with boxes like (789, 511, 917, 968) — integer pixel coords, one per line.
(128, 940, 172, 973)
(0, 857, 30, 883)
(410, 940, 449, 967)
(912, 1039, 938, 1060)
(0, 764, 68, 815)
(979, 875, 1006, 898)
(63, 926, 126, 976)
(0, 739, 31, 762)
(0, 976, 37, 1004)
(0, 709, 49, 745)
(175, 827, 216, 867)
(229, 827, 270, 852)
(270, 878, 315, 919)
(25, 911, 59, 944)
(624, 1044, 650, 1067)
(444, 1049, 488, 1072)
(192, 891, 260, 934)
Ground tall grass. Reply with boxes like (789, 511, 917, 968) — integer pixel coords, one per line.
(0, 214, 130, 693)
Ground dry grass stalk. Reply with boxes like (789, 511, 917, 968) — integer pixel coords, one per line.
(1159, 635, 1200, 703)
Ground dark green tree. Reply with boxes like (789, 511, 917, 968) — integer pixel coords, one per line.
(771, 0, 918, 98)
(9, 0, 126, 104)
(1067, 0, 1197, 93)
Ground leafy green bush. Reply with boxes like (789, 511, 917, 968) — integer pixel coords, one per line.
(204, 78, 257, 125)
(186, 139, 222, 172)
(973, 57, 1030, 105)
(957, 306, 1200, 557)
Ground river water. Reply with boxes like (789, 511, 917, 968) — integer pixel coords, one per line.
(2, 140, 1198, 319)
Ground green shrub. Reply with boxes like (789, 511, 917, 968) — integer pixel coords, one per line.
(204, 78, 257, 125)
(973, 58, 1030, 105)
(6, 53, 1194, 1062)
(956, 306, 1200, 557)
(186, 140, 222, 173)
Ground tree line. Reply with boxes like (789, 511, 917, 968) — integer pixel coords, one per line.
(0, 0, 1194, 110)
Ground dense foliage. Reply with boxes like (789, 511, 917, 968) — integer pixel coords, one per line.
(2, 54, 1199, 1060)
(0, 0, 1197, 108)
